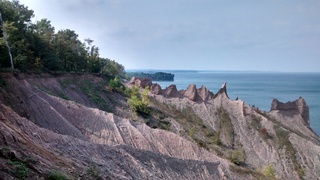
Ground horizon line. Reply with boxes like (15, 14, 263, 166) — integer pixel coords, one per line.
(126, 69, 320, 73)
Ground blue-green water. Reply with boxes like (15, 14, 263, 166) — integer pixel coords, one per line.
(153, 71, 320, 136)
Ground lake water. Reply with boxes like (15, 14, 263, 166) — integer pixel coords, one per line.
(153, 71, 320, 136)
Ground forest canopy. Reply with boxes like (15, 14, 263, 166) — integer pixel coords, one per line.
(0, 0, 125, 77)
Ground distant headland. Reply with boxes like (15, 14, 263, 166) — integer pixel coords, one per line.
(126, 71, 174, 81)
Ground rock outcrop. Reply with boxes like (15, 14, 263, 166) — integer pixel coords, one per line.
(184, 84, 201, 101)
(129, 76, 152, 88)
(270, 97, 310, 126)
(162, 84, 181, 98)
(150, 83, 162, 95)
(0, 73, 319, 179)
(130, 77, 215, 102)
(149, 81, 320, 180)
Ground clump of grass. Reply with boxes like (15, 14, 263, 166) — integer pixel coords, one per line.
(87, 166, 103, 180)
(8, 160, 28, 179)
(48, 170, 68, 180)
(275, 127, 305, 179)
(193, 137, 208, 149)
(158, 120, 171, 130)
(226, 149, 245, 165)
(188, 127, 196, 137)
(260, 164, 276, 179)
(212, 131, 222, 145)
(217, 107, 234, 146)
(80, 79, 110, 111)
(148, 96, 221, 152)
(230, 165, 266, 179)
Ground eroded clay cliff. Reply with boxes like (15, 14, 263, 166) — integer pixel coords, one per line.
(0, 73, 319, 179)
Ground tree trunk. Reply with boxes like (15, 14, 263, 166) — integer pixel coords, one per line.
(0, 12, 14, 71)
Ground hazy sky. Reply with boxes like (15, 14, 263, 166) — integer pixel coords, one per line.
(19, 0, 320, 72)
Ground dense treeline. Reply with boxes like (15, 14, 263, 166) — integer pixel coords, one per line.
(127, 72, 174, 81)
(0, 0, 125, 77)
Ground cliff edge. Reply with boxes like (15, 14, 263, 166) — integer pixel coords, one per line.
(0, 73, 319, 179)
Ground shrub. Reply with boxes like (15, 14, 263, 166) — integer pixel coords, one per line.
(226, 149, 245, 165)
(127, 87, 150, 116)
(128, 95, 149, 115)
(87, 166, 103, 180)
(108, 76, 122, 90)
(48, 170, 68, 180)
(8, 161, 28, 179)
(188, 127, 196, 137)
(193, 137, 208, 149)
(212, 131, 222, 145)
(158, 121, 171, 130)
(261, 164, 276, 179)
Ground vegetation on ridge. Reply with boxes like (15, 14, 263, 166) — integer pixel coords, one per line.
(126, 86, 150, 117)
(127, 72, 174, 81)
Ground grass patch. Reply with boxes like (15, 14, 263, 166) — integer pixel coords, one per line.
(193, 137, 208, 149)
(79, 79, 111, 111)
(87, 166, 103, 180)
(188, 127, 196, 137)
(260, 164, 276, 179)
(226, 149, 245, 165)
(157, 120, 171, 130)
(8, 160, 28, 179)
(36, 85, 71, 100)
(48, 170, 68, 180)
(148, 97, 218, 150)
(275, 126, 305, 179)
(217, 107, 234, 146)
(230, 165, 268, 180)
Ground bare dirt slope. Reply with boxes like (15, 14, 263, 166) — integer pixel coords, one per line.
(0, 73, 319, 179)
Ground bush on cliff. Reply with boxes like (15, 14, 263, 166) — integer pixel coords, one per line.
(127, 87, 150, 116)
(226, 149, 245, 165)
(108, 76, 124, 92)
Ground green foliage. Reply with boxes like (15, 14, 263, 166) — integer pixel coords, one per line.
(260, 164, 276, 179)
(108, 76, 122, 91)
(127, 72, 174, 81)
(127, 86, 150, 116)
(217, 108, 234, 146)
(193, 137, 208, 149)
(87, 166, 103, 180)
(226, 149, 245, 165)
(212, 131, 222, 145)
(80, 80, 109, 111)
(125, 86, 139, 97)
(8, 160, 28, 179)
(128, 95, 150, 116)
(0, 0, 125, 76)
(48, 170, 68, 180)
(141, 87, 149, 104)
(275, 127, 305, 179)
(157, 120, 171, 130)
(230, 165, 267, 180)
(188, 127, 196, 137)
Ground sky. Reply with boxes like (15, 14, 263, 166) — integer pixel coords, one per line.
(19, 0, 320, 72)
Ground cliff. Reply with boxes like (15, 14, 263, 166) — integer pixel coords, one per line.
(0, 73, 319, 179)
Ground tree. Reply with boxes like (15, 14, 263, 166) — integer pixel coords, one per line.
(53, 29, 81, 71)
(0, 12, 13, 70)
(0, 0, 125, 75)
(100, 58, 125, 77)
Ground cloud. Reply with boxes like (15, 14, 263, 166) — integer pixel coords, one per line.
(18, 0, 320, 71)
